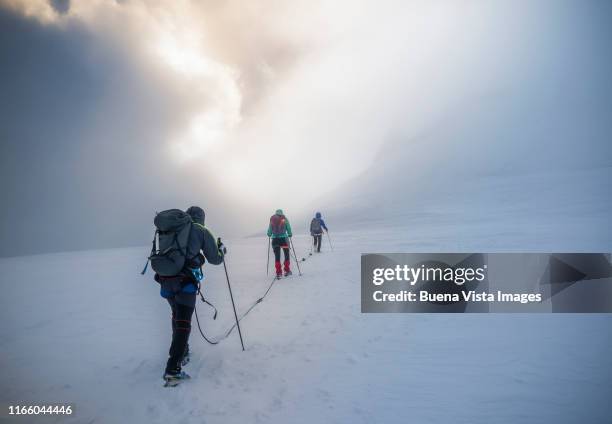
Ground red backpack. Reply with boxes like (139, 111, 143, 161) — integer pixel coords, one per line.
(270, 214, 286, 236)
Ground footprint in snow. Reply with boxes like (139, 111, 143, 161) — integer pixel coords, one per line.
(271, 396, 283, 411)
(316, 388, 332, 403)
(254, 411, 271, 423)
(131, 359, 149, 374)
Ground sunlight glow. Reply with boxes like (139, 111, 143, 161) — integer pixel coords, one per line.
(151, 23, 242, 160)
(153, 30, 209, 77)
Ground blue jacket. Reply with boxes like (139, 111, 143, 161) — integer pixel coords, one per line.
(318, 218, 328, 232)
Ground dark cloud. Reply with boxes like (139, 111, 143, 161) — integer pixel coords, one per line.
(0, 5, 236, 256)
(50, 0, 70, 14)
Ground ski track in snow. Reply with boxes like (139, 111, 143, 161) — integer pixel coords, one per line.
(1, 230, 611, 424)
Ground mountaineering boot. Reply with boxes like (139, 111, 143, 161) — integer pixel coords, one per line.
(275, 261, 283, 279)
(163, 370, 191, 387)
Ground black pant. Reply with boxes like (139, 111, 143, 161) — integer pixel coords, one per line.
(272, 237, 290, 262)
(313, 233, 322, 252)
(165, 295, 195, 374)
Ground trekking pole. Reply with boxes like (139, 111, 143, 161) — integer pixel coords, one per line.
(289, 237, 302, 276)
(267, 237, 271, 276)
(326, 231, 334, 251)
(219, 238, 245, 351)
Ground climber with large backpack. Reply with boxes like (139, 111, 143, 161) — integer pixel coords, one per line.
(310, 211, 328, 253)
(267, 209, 293, 279)
(142, 206, 226, 386)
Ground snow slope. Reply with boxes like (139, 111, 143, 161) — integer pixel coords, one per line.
(1, 229, 611, 424)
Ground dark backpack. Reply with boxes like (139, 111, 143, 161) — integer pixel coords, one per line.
(270, 214, 286, 236)
(142, 209, 193, 277)
(310, 218, 322, 234)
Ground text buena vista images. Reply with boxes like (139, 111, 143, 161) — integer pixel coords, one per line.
(371, 264, 542, 304)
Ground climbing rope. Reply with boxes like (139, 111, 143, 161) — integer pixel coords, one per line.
(193, 239, 327, 346)
(193, 275, 279, 345)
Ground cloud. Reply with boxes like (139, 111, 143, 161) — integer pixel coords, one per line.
(0, 0, 324, 255)
(1, 0, 319, 160)
(1, 0, 611, 256)
(50, 0, 68, 14)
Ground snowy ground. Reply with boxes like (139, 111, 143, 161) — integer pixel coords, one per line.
(1, 227, 611, 424)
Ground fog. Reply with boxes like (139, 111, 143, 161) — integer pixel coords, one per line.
(1, 0, 611, 256)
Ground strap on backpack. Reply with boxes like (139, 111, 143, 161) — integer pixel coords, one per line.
(141, 230, 158, 275)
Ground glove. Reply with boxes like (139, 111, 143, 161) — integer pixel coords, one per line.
(217, 238, 227, 255)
